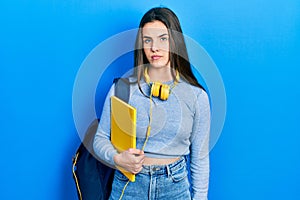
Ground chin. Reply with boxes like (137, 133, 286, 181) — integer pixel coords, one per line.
(150, 62, 169, 69)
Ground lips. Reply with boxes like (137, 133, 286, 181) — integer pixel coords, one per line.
(151, 55, 162, 60)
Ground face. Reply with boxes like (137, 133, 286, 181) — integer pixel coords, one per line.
(142, 20, 170, 69)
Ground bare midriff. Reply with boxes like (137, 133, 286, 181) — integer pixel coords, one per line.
(143, 157, 180, 166)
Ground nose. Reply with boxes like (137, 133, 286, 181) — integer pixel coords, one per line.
(151, 41, 159, 52)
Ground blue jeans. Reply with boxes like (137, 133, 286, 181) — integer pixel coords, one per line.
(109, 157, 191, 200)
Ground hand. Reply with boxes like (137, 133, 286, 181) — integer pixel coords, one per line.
(113, 148, 145, 174)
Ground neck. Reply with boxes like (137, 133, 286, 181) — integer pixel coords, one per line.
(147, 66, 174, 82)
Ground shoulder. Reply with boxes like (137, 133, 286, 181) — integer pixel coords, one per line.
(177, 81, 210, 112)
(177, 80, 208, 99)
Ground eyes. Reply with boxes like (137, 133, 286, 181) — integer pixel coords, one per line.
(143, 37, 169, 45)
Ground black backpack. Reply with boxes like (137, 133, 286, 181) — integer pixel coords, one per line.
(72, 78, 130, 200)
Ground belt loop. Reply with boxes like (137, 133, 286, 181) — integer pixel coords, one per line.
(166, 165, 170, 178)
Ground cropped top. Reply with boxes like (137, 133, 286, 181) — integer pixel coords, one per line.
(93, 78, 210, 200)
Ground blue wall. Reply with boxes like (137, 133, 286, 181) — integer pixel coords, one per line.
(1, 0, 299, 199)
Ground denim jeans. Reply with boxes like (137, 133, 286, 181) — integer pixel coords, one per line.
(109, 157, 191, 200)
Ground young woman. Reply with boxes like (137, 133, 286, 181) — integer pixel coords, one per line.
(94, 7, 210, 200)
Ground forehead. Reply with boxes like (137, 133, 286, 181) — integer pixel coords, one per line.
(142, 20, 168, 36)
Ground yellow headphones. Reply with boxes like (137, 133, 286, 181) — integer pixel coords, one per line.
(144, 67, 180, 100)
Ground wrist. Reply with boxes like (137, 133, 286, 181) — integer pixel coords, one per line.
(113, 153, 120, 167)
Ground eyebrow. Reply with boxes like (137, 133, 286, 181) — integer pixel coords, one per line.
(143, 33, 169, 38)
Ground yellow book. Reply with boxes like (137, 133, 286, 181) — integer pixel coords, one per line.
(111, 96, 136, 182)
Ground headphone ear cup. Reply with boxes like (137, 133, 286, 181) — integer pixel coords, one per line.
(160, 84, 170, 100)
(151, 82, 161, 98)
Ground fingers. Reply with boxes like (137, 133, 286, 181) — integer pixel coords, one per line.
(127, 148, 145, 164)
(126, 149, 145, 174)
(132, 165, 143, 174)
(114, 149, 145, 174)
(128, 148, 144, 155)
(128, 149, 145, 165)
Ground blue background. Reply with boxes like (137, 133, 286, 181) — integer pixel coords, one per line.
(1, 0, 299, 199)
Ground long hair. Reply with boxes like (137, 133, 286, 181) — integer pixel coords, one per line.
(134, 7, 204, 90)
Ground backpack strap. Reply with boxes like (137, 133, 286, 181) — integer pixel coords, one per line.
(113, 77, 130, 103)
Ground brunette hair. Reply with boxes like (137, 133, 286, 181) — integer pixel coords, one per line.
(134, 7, 204, 90)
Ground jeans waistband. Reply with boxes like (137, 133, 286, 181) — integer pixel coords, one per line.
(140, 156, 186, 175)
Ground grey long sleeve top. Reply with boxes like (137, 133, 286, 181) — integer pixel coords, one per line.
(93, 79, 210, 200)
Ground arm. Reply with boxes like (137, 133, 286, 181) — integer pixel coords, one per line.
(93, 85, 145, 173)
(190, 89, 211, 200)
